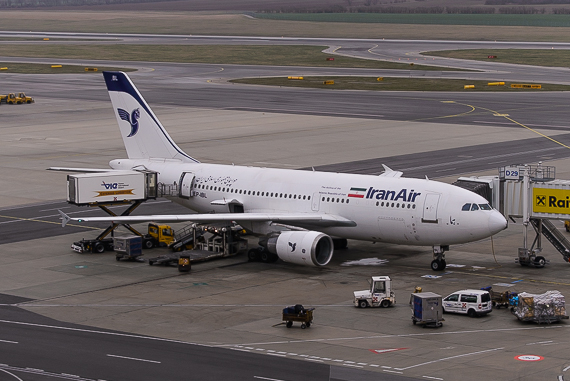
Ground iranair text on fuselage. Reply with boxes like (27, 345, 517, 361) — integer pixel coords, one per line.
(349, 186, 421, 202)
(533, 188, 570, 214)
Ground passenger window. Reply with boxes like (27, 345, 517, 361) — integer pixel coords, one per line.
(479, 204, 492, 210)
(461, 295, 477, 303)
(445, 294, 459, 302)
(462, 203, 471, 211)
(471, 204, 479, 211)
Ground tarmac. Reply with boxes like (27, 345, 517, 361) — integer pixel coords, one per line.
(3, 95, 570, 380)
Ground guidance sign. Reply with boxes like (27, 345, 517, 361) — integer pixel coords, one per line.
(533, 188, 570, 214)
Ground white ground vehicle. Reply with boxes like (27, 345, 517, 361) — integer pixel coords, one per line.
(442, 289, 492, 317)
(354, 276, 396, 308)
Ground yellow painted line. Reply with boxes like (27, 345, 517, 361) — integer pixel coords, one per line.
(454, 270, 570, 287)
(412, 103, 476, 121)
(464, 102, 570, 151)
(493, 114, 509, 116)
(0, 214, 99, 230)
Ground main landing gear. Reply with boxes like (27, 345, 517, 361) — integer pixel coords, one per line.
(430, 245, 449, 271)
(247, 247, 278, 263)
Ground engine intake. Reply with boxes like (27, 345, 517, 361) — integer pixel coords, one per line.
(266, 231, 334, 267)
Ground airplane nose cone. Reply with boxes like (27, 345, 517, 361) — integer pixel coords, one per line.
(489, 211, 508, 235)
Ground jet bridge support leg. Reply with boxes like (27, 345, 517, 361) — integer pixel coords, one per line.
(431, 245, 449, 271)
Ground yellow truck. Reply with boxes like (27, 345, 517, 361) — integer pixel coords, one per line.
(0, 93, 34, 104)
(17, 92, 34, 103)
(6, 93, 23, 104)
(146, 223, 175, 247)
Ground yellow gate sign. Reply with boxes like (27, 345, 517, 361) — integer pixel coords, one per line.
(533, 188, 570, 214)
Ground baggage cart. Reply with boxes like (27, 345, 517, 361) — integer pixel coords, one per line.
(282, 305, 314, 329)
(411, 292, 444, 328)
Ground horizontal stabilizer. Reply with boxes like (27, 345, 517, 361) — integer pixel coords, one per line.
(48, 167, 113, 173)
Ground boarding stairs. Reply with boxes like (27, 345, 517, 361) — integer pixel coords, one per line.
(530, 218, 570, 262)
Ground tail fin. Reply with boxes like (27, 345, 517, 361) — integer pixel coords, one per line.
(103, 71, 198, 163)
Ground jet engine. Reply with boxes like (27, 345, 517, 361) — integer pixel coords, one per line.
(265, 231, 334, 267)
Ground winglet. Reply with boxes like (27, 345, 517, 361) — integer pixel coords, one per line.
(59, 210, 71, 227)
(380, 164, 403, 178)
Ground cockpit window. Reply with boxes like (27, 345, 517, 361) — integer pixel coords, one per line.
(462, 203, 471, 211)
(479, 203, 492, 210)
(471, 204, 479, 211)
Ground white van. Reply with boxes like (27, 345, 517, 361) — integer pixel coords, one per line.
(442, 289, 492, 317)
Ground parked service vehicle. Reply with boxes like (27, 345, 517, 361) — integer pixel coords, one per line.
(17, 92, 34, 103)
(442, 289, 492, 317)
(354, 276, 396, 308)
(6, 93, 23, 104)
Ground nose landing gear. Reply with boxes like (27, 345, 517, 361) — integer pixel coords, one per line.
(431, 245, 449, 271)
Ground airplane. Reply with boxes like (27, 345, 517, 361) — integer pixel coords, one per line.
(58, 71, 507, 271)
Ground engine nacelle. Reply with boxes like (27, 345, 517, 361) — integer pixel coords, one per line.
(266, 231, 334, 267)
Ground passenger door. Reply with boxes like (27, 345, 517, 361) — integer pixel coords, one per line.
(443, 293, 460, 312)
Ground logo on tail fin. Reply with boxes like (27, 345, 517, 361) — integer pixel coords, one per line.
(118, 108, 140, 137)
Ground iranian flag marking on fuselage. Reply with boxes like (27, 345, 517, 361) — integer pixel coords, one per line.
(348, 187, 367, 198)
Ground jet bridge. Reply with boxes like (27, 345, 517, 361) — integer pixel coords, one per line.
(455, 163, 570, 268)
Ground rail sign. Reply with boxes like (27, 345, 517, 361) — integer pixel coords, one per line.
(533, 188, 570, 214)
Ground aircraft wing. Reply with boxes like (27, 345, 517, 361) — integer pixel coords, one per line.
(59, 210, 356, 228)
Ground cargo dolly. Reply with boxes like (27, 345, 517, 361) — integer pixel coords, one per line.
(279, 305, 314, 329)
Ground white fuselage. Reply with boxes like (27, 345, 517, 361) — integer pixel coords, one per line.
(110, 158, 506, 246)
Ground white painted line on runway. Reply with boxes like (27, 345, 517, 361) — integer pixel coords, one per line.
(266, 353, 286, 358)
(254, 376, 285, 381)
(0, 369, 23, 381)
(107, 354, 161, 364)
(0, 319, 206, 347)
(230, 348, 251, 353)
(563, 365, 570, 372)
(343, 364, 363, 368)
(39, 206, 71, 212)
(526, 340, 553, 345)
(394, 347, 504, 371)
(228, 325, 569, 347)
(0, 339, 18, 344)
(383, 369, 403, 374)
(422, 376, 443, 380)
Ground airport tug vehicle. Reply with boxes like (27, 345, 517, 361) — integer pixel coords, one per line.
(354, 276, 396, 308)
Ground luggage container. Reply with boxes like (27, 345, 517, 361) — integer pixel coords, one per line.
(411, 292, 444, 327)
(114, 235, 143, 261)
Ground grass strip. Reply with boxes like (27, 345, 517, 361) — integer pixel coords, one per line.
(423, 49, 570, 69)
(253, 13, 570, 27)
(0, 44, 459, 71)
(230, 76, 570, 91)
(0, 62, 134, 74)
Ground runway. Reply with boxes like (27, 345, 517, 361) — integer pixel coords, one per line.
(2, 32, 570, 381)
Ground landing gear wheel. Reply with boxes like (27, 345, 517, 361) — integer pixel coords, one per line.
(358, 300, 368, 308)
(380, 300, 391, 308)
(534, 256, 546, 268)
(430, 259, 446, 271)
(247, 248, 260, 262)
(260, 251, 271, 263)
(286, 321, 292, 328)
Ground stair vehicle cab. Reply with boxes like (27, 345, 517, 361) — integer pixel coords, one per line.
(354, 276, 396, 308)
(442, 289, 492, 317)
